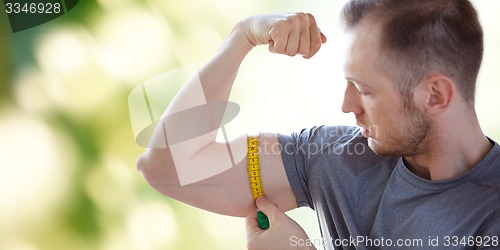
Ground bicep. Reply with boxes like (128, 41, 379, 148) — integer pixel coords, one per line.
(138, 133, 296, 217)
(187, 133, 297, 215)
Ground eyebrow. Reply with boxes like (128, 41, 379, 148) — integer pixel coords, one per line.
(345, 77, 369, 87)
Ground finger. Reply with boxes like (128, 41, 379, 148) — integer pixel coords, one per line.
(303, 28, 323, 59)
(285, 29, 300, 56)
(245, 213, 260, 233)
(303, 15, 323, 59)
(320, 32, 327, 44)
(298, 20, 311, 56)
(255, 196, 281, 222)
(245, 213, 260, 229)
(268, 27, 287, 54)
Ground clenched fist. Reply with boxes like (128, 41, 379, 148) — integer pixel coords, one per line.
(235, 13, 327, 59)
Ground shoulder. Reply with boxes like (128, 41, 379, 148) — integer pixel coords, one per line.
(470, 138, 500, 199)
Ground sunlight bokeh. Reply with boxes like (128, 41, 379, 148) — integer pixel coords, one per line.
(1, 1, 499, 250)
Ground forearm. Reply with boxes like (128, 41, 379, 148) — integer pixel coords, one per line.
(147, 21, 255, 163)
(165, 21, 254, 116)
(199, 22, 255, 103)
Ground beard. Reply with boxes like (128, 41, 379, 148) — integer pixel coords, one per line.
(368, 102, 432, 156)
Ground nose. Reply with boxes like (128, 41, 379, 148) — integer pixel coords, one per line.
(341, 82, 363, 115)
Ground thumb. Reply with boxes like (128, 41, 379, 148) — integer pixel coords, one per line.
(245, 212, 260, 234)
(320, 32, 327, 43)
(255, 196, 280, 220)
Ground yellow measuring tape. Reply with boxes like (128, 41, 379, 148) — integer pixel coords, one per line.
(247, 136, 270, 230)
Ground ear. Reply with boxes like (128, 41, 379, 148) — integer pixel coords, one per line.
(423, 75, 455, 115)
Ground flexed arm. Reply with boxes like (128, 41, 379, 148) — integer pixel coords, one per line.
(136, 13, 326, 217)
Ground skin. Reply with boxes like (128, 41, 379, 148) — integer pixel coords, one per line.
(342, 18, 492, 181)
(137, 12, 493, 250)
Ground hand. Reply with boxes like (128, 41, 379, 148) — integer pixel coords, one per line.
(237, 13, 327, 59)
(246, 196, 316, 250)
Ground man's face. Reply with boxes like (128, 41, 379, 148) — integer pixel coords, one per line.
(342, 20, 431, 156)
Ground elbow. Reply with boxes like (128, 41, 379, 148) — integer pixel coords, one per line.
(135, 149, 174, 187)
(136, 152, 155, 184)
(136, 149, 162, 186)
(136, 152, 148, 176)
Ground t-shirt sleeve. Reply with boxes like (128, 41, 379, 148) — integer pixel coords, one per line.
(277, 125, 361, 209)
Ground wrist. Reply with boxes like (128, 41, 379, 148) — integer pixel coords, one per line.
(209, 23, 254, 64)
(229, 18, 258, 52)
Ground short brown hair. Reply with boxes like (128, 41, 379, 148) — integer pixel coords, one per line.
(341, 0, 483, 106)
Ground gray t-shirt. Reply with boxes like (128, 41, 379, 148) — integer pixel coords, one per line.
(279, 125, 500, 249)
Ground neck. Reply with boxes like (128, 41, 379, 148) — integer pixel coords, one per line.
(404, 112, 492, 181)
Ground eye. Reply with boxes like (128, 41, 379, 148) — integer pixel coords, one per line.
(353, 84, 370, 96)
(358, 90, 371, 96)
(346, 80, 372, 96)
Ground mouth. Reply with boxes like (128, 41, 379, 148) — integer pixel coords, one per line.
(356, 123, 370, 138)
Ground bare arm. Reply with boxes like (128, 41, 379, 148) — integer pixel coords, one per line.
(136, 13, 325, 217)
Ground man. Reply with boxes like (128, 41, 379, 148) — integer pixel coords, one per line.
(137, 0, 500, 249)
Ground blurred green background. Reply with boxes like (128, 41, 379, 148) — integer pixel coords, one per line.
(1, 0, 499, 250)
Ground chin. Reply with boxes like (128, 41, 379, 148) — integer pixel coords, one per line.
(367, 138, 400, 156)
(367, 138, 380, 153)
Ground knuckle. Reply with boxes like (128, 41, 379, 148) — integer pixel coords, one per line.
(295, 12, 307, 22)
(275, 19, 285, 27)
(286, 14, 299, 26)
(285, 48, 297, 56)
(275, 19, 291, 31)
(270, 46, 283, 54)
(311, 42, 321, 51)
(299, 47, 310, 55)
(290, 12, 309, 26)
(306, 13, 316, 23)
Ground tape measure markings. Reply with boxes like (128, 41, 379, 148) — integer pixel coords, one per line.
(247, 136, 269, 229)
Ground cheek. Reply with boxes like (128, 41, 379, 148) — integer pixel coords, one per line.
(363, 100, 386, 121)
(364, 101, 401, 132)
